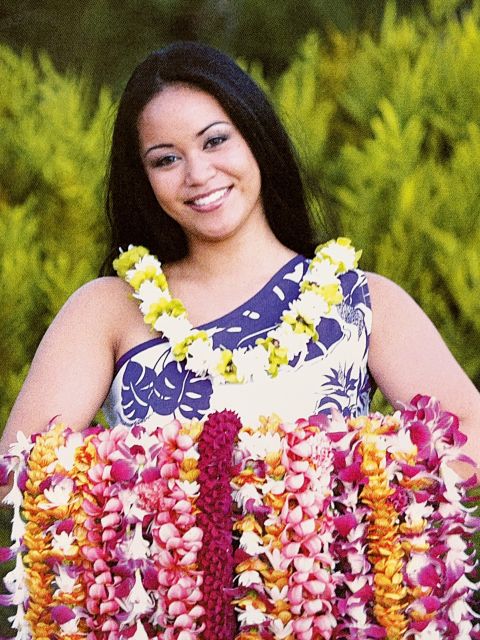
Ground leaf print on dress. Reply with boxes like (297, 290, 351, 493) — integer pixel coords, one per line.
(121, 361, 157, 421)
(315, 363, 359, 417)
(149, 360, 213, 420)
(307, 317, 344, 358)
(338, 303, 365, 340)
(356, 370, 373, 416)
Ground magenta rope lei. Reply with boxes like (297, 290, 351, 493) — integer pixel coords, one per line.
(400, 395, 480, 636)
(197, 410, 242, 639)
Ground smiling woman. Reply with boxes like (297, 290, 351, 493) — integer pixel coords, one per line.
(0, 41, 479, 639)
(104, 42, 317, 271)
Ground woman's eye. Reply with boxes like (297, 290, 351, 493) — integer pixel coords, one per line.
(152, 154, 178, 168)
(205, 135, 228, 149)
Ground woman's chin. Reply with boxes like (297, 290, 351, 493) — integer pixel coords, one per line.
(187, 223, 243, 245)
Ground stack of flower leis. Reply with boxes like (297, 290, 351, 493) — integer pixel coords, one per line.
(113, 238, 362, 383)
(229, 398, 480, 640)
(80, 418, 210, 639)
(229, 414, 381, 640)
(0, 418, 209, 639)
(1, 396, 479, 639)
(335, 398, 480, 640)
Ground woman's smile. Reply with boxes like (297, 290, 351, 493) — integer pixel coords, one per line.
(185, 186, 232, 212)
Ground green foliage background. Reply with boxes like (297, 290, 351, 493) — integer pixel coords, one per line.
(0, 48, 113, 427)
(0, 0, 427, 90)
(0, 0, 479, 631)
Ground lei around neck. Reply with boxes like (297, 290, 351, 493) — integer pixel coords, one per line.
(113, 238, 361, 384)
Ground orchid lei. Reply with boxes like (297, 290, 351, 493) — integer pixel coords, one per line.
(1, 396, 479, 640)
(0, 423, 96, 639)
(113, 238, 361, 383)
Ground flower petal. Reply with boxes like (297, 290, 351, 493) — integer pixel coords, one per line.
(334, 513, 357, 537)
(111, 459, 136, 481)
(50, 605, 75, 624)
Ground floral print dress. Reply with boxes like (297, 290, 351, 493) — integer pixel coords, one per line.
(102, 255, 372, 429)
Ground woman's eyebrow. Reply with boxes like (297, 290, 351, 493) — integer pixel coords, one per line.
(197, 120, 230, 136)
(144, 142, 173, 158)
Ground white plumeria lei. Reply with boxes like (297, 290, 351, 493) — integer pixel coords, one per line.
(113, 237, 361, 384)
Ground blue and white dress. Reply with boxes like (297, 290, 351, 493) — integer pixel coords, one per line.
(102, 255, 372, 428)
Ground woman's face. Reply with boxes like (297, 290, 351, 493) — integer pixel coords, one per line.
(137, 84, 265, 246)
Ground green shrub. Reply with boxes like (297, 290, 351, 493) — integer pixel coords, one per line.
(329, 1, 480, 388)
(240, 1, 480, 411)
(0, 46, 114, 426)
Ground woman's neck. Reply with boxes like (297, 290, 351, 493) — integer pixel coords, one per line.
(171, 223, 296, 286)
(162, 226, 296, 327)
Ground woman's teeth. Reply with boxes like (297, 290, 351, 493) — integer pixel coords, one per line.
(191, 188, 229, 207)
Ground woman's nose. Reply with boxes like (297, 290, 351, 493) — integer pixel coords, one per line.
(184, 153, 216, 186)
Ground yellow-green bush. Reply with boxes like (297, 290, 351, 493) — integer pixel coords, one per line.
(332, 1, 480, 387)
(253, 0, 480, 391)
(0, 46, 114, 426)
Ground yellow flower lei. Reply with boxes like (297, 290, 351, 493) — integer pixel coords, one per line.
(114, 238, 361, 384)
(357, 416, 409, 640)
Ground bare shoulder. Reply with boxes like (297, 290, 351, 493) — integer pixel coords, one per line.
(366, 271, 413, 305)
(58, 276, 140, 327)
(65, 276, 135, 310)
(365, 270, 454, 360)
(365, 271, 424, 329)
(46, 276, 145, 358)
(67, 275, 157, 357)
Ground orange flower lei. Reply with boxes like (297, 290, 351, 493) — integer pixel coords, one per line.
(357, 416, 409, 640)
(22, 423, 94, 639)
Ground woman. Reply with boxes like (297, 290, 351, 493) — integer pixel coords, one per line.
(1, 41, 479, 476)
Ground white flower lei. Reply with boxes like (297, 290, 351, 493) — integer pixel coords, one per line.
(113, 238, 361, 384)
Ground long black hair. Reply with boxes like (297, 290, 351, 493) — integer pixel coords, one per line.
(103, 41, 327, 273)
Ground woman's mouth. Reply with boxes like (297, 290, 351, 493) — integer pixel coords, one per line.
(186, 187, 231, 211)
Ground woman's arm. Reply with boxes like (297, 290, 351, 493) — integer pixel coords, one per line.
(367, 272, 480, 476)
(0, 277, 124, 457)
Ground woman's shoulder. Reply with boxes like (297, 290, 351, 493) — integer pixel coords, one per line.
(365, 271, 395, 291)
(62, 276, 138, 317)
(365, 271, 436, 352)
(50, 276, 149, 365)
(69, 275, 132, 300)
(365, 272, 418, 314)
(53, 276, 142, 345)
